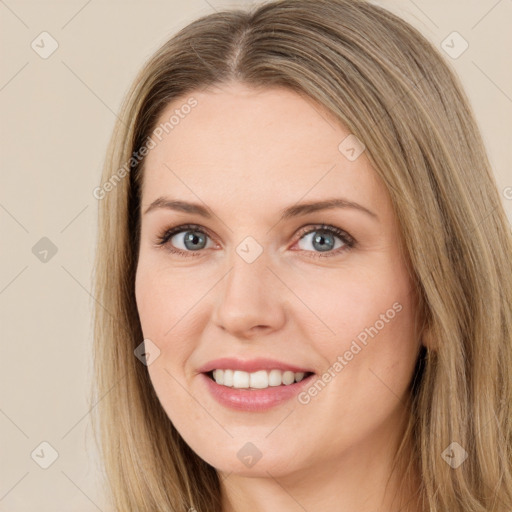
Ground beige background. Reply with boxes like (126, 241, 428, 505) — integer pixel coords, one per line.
(1, 0, 511, 510)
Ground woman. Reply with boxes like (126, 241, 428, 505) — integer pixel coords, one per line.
(92, 0, 512, 510)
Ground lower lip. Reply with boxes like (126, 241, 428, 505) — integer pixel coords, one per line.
(200, 372, 315, 412)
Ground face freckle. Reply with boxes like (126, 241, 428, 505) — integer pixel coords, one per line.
(134, 81, 421, 483)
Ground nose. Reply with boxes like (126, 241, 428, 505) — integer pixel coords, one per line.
(211, 249, 287, 339)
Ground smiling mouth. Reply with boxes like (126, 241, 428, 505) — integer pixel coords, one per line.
(206, 369, 315, 389)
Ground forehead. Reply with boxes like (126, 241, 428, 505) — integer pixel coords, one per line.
(140, 82, 388, 216)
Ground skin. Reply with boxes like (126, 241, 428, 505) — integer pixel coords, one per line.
(135, 81, 423, 512)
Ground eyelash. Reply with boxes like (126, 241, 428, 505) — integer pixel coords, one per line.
(154, 223, 356, 259)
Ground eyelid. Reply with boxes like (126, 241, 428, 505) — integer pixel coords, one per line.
(294, 224, 355, 247)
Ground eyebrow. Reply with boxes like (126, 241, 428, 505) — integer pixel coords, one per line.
(143, 197, 378, 221)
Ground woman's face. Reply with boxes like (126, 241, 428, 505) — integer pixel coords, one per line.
(135, 82, 422, 478)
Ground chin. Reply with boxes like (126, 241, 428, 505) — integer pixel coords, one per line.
(193, 439, 306, 478)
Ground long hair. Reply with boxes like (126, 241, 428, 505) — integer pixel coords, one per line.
(91, 1, 512, 510)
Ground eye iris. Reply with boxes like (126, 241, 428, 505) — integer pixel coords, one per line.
(313, 230, 335, 252)
(183, 231, 207, 250)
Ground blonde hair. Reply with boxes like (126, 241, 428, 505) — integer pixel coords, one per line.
(92, 0, 512, 510)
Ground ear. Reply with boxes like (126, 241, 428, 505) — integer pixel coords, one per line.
(420, 324, 436, 352)
(410, 284, 435, 352)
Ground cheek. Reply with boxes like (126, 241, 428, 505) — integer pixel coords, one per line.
(135, 267, 200, 432)
(296, 261, 420, 420)
(135, 263, 207, 375)
(297, 279, 418, 453)
(325, 277, 418, 392)
(135, 262, 188, 337)
(292, 262, 414, 352)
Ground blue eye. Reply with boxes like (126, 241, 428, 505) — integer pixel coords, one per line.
(155, 224, 213, 257)
(295, 225, 354, 256)
(155, 223, 355, 258)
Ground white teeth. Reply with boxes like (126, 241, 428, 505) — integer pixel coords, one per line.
(233, 370, 249, 388)
(282, 371, 295, 385)
(250, 370, 268, 389)
(211, 369, 309, 389)
(295, 372, 305, 382)
(268, 369, 282, 386)
(212, 369, 223, 385)
(223, 369, 233, 387)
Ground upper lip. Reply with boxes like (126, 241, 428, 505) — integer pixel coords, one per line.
(198, 357, 314, 374)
